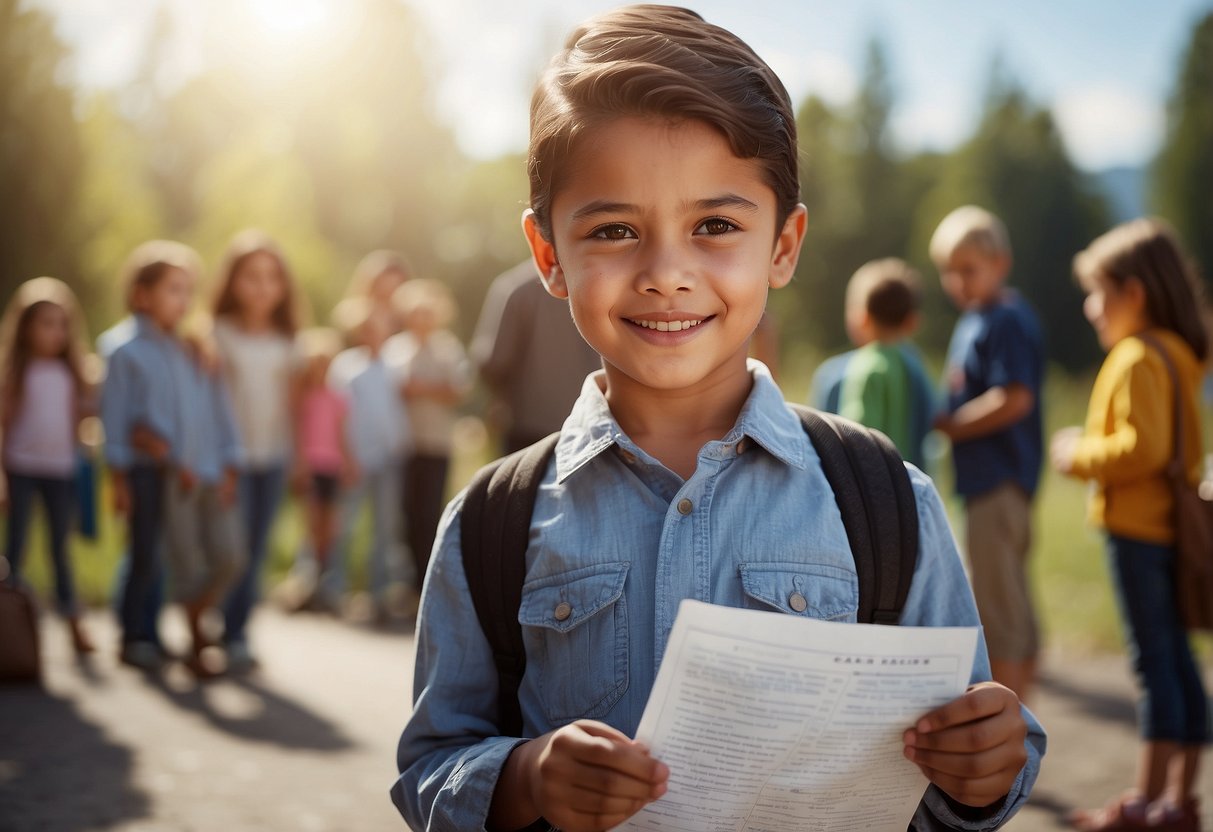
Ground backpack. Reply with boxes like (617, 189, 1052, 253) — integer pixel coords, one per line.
(1139, 334, 1213, 632)
(461, 405, 919, 737)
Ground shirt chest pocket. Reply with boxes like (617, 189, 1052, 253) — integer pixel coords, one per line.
(738, 561, 858, 622)
(518, 561, 630, 724)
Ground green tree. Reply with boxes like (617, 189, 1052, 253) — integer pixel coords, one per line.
(914, 74, 1108, 370)
(1153, 12, 1213, 284)
(0, 0, 84, 304)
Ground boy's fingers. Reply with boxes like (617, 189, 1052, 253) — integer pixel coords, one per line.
(905, 707, 1025, 753)
(567, 786, 653, 815)
(904, 741, 1025, 779)
(916, 684, 1015, 734)
(570, 761, 668, 799)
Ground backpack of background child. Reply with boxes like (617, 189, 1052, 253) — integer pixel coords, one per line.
(461, 406, 920, 737)
(1140, 333, 1213, 632)
(0, 557, 42, 685)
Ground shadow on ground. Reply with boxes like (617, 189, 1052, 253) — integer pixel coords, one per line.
(0, 680, 150, 832)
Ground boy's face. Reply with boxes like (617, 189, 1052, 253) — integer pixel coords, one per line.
(136, 266, 194, 331)
(937, 245, 1008, 311)
(524, 116, 805, 401)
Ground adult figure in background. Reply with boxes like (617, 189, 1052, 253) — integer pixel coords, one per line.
(471, 261, 600, 455)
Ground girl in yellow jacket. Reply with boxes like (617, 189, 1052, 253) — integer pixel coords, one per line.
(1052, 218, 1209, 832)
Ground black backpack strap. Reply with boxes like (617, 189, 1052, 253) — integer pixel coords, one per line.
(791, 405, 918, 624)
(461, 433, 561, 738)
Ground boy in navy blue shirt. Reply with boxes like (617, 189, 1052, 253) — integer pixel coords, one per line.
(931, 206, 1045, 704)
(394, 9, 1043, 831)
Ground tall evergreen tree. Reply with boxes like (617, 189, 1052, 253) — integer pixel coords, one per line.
(0, 0, 84, 302)
(1153, 12, 1213, 285)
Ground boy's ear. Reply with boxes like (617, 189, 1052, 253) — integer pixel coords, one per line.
(522, 210, 567, 299)
(769, 204, 808, 289)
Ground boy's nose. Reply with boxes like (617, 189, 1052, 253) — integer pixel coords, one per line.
(634, 242, 693, 295)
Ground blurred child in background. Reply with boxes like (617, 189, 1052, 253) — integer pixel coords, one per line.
(0, 276, 95, 654)
(324, 297, 410, 619)
(346, 249, 412, 335)
(283, 327, 356, 610)
(932, 205, 1044, 702)
(387, 279, 470, 583)
(164, 320, 245, 676)
(211, 230, 303, 669)
(1052, 219, 1209, 832)
(101, 241, 201, 670)
(808, 257, 936, 469)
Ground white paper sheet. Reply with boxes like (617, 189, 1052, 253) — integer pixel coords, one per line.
(618, 600, 978, 832)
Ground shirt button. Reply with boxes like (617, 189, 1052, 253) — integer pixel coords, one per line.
(788, 592, 808, 613)
(736, 438, 748, 454)
(619, 450, 637, 464)
(677, 498, 693, 515)
(553, 602, 572, 621)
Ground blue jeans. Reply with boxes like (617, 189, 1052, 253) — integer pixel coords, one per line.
(223, 464, 286, 644)
(1107, 533, 1211, 744)
(4, 472, 78, 616)
(120, 465, 165, 644)
(321, 464, 408, 600)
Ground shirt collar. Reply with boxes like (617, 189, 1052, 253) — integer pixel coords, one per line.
(554, 360, 807, 483)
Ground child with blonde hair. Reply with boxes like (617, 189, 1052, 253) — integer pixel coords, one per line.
(1, 277, 95, 654)
(386, 279, 470, 583)
(1052, 218, 1209, 832)
(931, 205, 1044, 703)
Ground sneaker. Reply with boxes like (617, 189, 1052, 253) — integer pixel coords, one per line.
(119, 641, 162, 671)
(224, 640, 258, 673)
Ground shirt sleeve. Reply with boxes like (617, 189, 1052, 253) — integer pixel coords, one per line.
(391, 493, 530, 831)
(899, 468, 1046, 831)
(100, 349, 138, 470)
(1068, 357, 1172, 486)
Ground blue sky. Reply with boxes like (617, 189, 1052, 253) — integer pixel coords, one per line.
(31, 0, 1213, 170)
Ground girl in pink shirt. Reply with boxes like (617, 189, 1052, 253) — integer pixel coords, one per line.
(289, 328, 356, 606)
(0, 277, 95, 654)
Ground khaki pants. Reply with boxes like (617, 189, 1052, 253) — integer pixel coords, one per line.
(965, 482, 1040, 662)
(164, 477, 245, 604)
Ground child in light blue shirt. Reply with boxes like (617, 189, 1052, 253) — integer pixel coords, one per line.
(394, 8, 1044, 831)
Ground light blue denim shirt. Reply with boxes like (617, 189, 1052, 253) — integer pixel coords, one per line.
(393, 365, 1045, 831)
(100, 315, 195, 470)
(327, 346, 411, 471)
(182, 363, 244, 484)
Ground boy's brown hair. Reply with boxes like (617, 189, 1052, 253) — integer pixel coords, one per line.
(847, 258, 922, 331)
(527, 4, 799, 241)
(928, 205, 1012, 265)
(122, 239, 203, 312)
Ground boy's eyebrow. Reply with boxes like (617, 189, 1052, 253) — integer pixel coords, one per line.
(569, 194, 760, 223)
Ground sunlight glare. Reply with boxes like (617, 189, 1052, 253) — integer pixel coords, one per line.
(248, 0, 331, 35)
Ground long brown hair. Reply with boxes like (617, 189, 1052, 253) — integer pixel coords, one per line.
(0, 277, 89, 426)
(212, 229, 303, 335)
(1074, 218, 1209, 362)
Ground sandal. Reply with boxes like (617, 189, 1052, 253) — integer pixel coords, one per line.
(1068, 792, 1150, 831)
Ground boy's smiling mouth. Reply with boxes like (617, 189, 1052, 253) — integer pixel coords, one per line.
(625, 313, 712, 333)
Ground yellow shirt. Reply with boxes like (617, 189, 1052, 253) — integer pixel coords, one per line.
(1069, 329, 1206, 544)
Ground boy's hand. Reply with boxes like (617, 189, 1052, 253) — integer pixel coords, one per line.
(111, 475, 130, 516)
(1050, 426, 1082, 475)
(494, 720, 668, 832)
(177, 468, 198, 494)
(219, 468, 239, 506)
(903, 682, 1027, 811)
(131, 425, 170, 461)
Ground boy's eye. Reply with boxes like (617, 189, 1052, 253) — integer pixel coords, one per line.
(590, 224, 636, 241)
(696, 217, 738, 235)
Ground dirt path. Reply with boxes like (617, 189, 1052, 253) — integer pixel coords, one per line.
(1, 610, 1209, 831)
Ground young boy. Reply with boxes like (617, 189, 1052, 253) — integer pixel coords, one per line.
(322, 297, 410, 617)
(930, 206, 1045, 704)
(809, 257, 937, 469)
(394, 9, 1044, 831)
